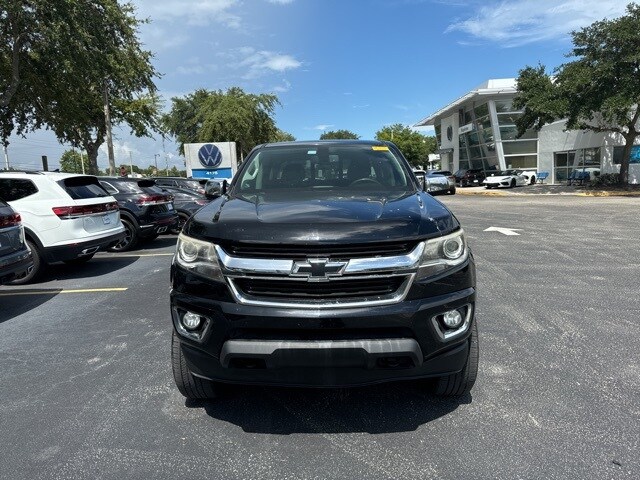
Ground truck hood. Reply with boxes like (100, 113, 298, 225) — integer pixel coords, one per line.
(186, 190, 458, 245)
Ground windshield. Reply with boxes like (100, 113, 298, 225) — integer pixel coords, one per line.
(234, 144, 414, 193)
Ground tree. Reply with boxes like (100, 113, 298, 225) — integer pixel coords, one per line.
(163, 87, 280, 159)
(514, 3, 640, 184)
(320, 129, 359, 140)
(271, 129, 296, 142)
(375, 124, 433, 168)
(0, 1, 160, 174)
(59, 149, 89, 174)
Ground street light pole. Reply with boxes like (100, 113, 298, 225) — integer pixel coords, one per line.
(154, 154, 159, 174)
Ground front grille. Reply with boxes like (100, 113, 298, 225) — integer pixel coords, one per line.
(233, 276, 407, 300)
(221, 241, 418, 259)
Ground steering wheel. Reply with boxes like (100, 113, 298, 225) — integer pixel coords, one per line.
(349, 178, 382, 187)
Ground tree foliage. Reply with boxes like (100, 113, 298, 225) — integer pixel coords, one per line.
(0, 1, 160, 174)
(59, 149, 89, 174)
(163, 87, 280, 159)
(319, 129, 359, 140)
(271, 128, 296, 142)
(513, 3, 640, 184)
(375, 124, 433, 168)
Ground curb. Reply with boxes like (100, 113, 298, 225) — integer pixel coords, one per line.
(453, 187, 640, 198)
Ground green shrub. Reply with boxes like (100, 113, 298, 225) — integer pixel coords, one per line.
(589, 173, 620, 187)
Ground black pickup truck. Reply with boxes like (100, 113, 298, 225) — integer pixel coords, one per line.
(170, 140, 478, 399)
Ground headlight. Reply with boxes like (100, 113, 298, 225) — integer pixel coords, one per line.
(174, 233, 225, 282)
(416, 229, 468, 280)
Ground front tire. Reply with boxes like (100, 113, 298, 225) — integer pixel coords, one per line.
(10, 239, 44, 285)
(171, 330, 219, 400)
(510, 179, 516, 188)
(433, 321, 479, 397)
(449, 187, 456, 195)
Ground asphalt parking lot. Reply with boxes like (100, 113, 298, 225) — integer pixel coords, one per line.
(1, 195, 639, 480)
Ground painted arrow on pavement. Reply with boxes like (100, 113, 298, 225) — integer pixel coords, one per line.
(484, 227, 522, 236)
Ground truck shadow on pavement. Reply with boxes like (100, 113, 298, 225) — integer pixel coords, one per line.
(0, 289, 62, 323)
(188, 383, 470, 434)
(41, 256, 138, 281)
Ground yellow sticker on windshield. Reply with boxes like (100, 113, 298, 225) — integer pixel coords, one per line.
(372, 146, 389, 151)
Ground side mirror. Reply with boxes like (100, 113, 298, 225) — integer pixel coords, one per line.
(205, 180, 222, 199)
(414, 172, 426, 190)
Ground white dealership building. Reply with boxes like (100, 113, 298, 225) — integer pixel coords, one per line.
(414, 78, 640, 184)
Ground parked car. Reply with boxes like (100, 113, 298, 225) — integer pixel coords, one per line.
(153, 177, 206, 195)
(98, 177, 178, 251)
(454, 168, 486, 187)
(0, 198, 33, 284)
(427, 170, 456, 194)
(157, 186, 210, 234)
(415, 170, 453, 196)
(0, 171, 125, 283)
(483, 169, 528, 189)
(514, 169, 538, 185)
(171, 140, 478, 400)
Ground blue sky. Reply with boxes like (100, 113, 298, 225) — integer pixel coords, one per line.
(6, 0, 630, 172)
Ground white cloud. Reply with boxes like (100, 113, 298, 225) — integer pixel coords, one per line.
(133, 0, 241, 28)
(446, 0, 629, 47)
(272, 79, 292, 93)
(175, 65, 205, 75)
(267, 0, 295, 4)
(236, 48, 302, 78)
(310, 124, 333, 131)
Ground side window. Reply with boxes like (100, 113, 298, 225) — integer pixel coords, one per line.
(99, 181, 119, 195)
(0, 178, 39, 201)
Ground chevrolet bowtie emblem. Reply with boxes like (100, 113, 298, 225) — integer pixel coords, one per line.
(292, 258, 347, 280)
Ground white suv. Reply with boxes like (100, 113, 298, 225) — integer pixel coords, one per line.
(0, 171, 125, 283)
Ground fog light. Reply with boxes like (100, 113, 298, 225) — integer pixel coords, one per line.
(442, 310, 463, 328)
(181, 311, 202, 330)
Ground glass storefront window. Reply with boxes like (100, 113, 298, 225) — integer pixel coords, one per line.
(459, 147, 468, 159)
(482, 127, 494, 143)
(474, 103, 489, 118)
(502, 140, 538, 155)
(497, 113, 522, 125)
(583, 147, 600, 166)
(483, 156, 500, 171)
(469, 146, 483, 159)
(494, 99, 514, 113)
(499, 126, 537, 140)
(476, 115, 492, 131)
(555, 167, 569, 182)
(504, 155, 537, 169)
(464, 110, 473, 125)
(467, 132, 480, 146)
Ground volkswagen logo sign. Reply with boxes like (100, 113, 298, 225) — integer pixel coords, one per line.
(198, 144, 223, 168)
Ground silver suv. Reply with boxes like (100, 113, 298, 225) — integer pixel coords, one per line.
(0, 171, 125, 283)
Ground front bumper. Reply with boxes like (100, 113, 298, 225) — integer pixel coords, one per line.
(171, 259, 476, 387)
